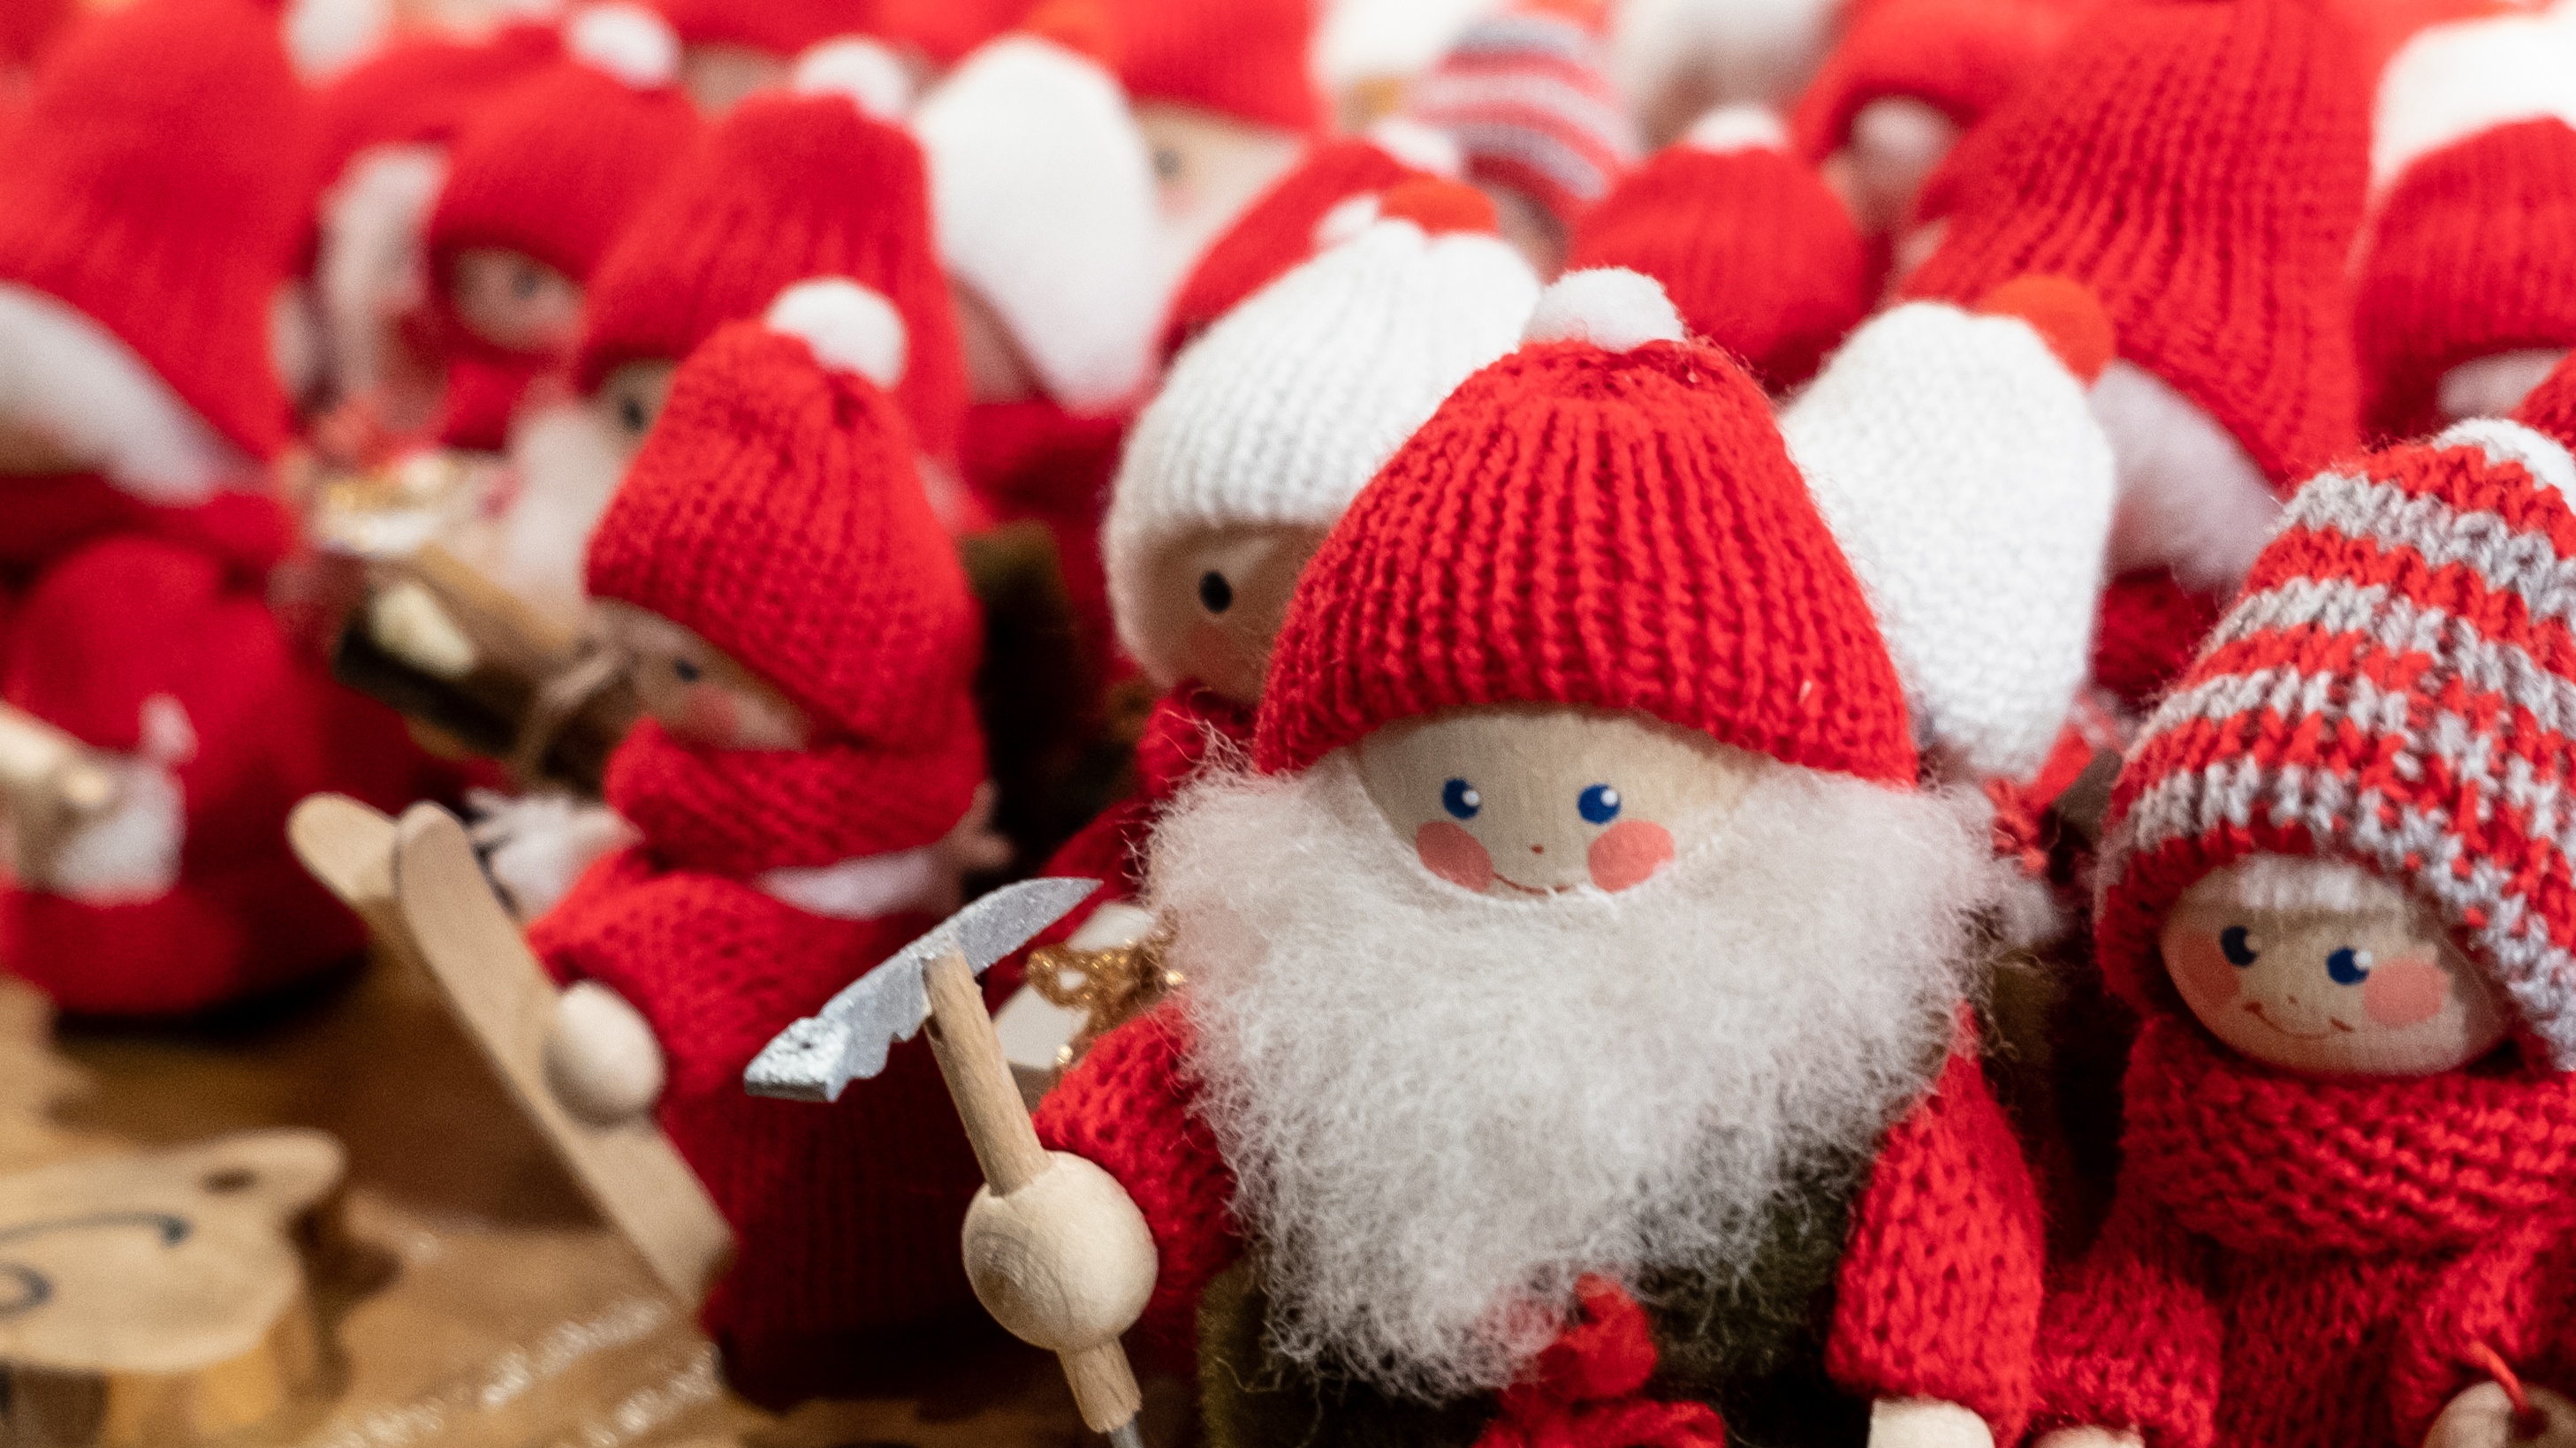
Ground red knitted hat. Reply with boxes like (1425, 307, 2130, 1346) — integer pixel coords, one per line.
(587, 280, 982, 753)
(2099, 401, 2576, 1066)
(1157, 128, 1455, 363)
(1103, 0, 1321, 132)
(1789, 0, 2081, 162)
(315, 21, 561, 189)
(425, 5, 703, 333)
(651, 0, 873, 56)
(574, 54, 966, 463)
(0, 0, 73, 68)
(2358, 119, 2576, 441)
(1406, 0, 1639, 231)
(873, 0, 1029, 65)
(0, 0, 320, 461)
(1902, 0, 2370, 489)
(1568, 106, 1867, 390)
(1257, 267, 1915, 785)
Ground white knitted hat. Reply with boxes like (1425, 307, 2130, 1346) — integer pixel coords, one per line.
(1104, 184, 1542, 686)
(913, 31, 1164, 414)
(2372, 4, 2576, 198)
(1781, 293, 2116, 781)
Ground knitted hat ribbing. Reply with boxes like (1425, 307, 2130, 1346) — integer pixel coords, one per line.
(1104, 0, 1322, 133)
(1407, 3, 1639, 231)
(1568, 106, 1866, 390)
(1902, 0, 2369, 489)
(0, 0, 320, 462)
(1257, 268, 1914, 785)
(2099, 392, 2576, 1069)
(1107, 183, 1540, 686)
(574, 72, 966, 463)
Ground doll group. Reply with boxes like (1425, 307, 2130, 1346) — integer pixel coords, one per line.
(2, 0, 2575, 1442)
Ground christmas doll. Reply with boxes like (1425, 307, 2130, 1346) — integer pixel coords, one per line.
(528, 280, 1008, 1405)
(978, 269, 2046, 1447)
(2025, 368, 2576, 1448)
(994, 178, 1539, 1065)
(419, 3, 700, 453)
(1901, 0, 2369, 710)
(2357, 6, 2576, 440)
(1607, 0, 1838, 148)
(642, 0, 870, 115)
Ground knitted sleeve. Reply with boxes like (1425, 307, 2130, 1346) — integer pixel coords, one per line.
(2031, 1178, 2223, 1447)
(1825, 1050, 2045, 1440)
(2386, 1213, 2576, 1441)
(1034, 1004, 1241, 1370)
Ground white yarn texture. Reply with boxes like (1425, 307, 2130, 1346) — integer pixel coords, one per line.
(1782, 301, 2116, 782)
(2372, 5, 2576, 196)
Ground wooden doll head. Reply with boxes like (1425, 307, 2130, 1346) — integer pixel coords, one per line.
(1126, 520, 1328, 705)
(593, 600, 809, 751)
(448, 246, 584, 355)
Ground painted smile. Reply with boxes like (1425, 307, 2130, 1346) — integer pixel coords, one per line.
(2244, 1002, 2355, 1041)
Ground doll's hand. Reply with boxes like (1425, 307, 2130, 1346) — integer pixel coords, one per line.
(2030, 1431, 2144, 1448)
(1068, 899, 1158, 952)
(935, 782, 1014, 878)
(961, 1151, 1157, 1353)
(543, 981, 665, 1124)
(34, 695, 192, 905)
(2426, 1382, 2576, 1448)
(1870, 1399, 1994, 1448)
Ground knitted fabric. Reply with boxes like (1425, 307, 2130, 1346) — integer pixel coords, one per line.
(1039, 1006, 2044, 1435)
(1566, 117, 1867, 390)
(1789, 0, 2081, 162)
(2092, 569, 2222, 712)
(2034, 1014, 2576, 1448)
(1106, 198, 1539, 685)
(529, 843, 985, 1399)
(960, 398, 1130, 674)
(651, 0, 872, 55)
(586, 322, 983, 750)
(315, 23, 561, 192)
(873, 0, 1029, 65)
(573, 88, 967, 463)
(424, 46, 702, 336)
(0, 0, 70, 68)
(433, 353, 545, 452)
(2097, 415, 2576, 1065)
(2, 494, 451, 1013)
(1105, 0, 1322, 132)
(1901, 0, 2369, 492)
(604, 721, 976, 876)
(1255, 329, 1917, 785)
(1779, 295, 2115, 782)
(2524, 353, 2576, 444)
(1406, 4, 1639, 231)
(2357, 118, 2576, 440)
(0, 0, 319, 460)
(1159, 136, 1440, 365)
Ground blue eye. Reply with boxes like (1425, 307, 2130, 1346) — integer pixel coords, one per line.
(1577, 784, 1622, 824)
(1442, 778, 1481, 821)
(2220, 927, 2258, 967)
(2327, 946, 2372, 985)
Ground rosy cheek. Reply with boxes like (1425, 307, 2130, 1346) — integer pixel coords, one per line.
(2166, 931, 2241, 1006)
(2362, 957, 2449, 1028)
(1587, 820, 1676, 893)
(675, 686, 740, 743)
(1417, 821, 1494, 892)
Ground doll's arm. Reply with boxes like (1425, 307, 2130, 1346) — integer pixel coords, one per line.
(2031, 1181, 2223, 1448)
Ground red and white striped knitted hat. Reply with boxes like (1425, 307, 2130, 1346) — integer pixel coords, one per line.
(1405, 0, 1639, 233)
(1257, 267, 1914, 785)
(2099, 385, 2576, 1068)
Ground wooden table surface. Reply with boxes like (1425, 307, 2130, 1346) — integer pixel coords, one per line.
(0, 951, 1189, 1448)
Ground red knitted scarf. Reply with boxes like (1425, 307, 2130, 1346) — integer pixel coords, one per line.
(2123, 1015, 2576, 1256)
(1136, 681, 1257, 804)
(604, 719, 974, 878)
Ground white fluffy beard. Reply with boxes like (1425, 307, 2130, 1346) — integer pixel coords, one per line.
(1154, 752, 1999, 1402)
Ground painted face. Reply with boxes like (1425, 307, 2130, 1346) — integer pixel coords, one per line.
(2162, 860, 2511, 1076)
(679, 42, 787, 117)
(1133, 522, 1329, 702)
(593, 601, 810, 751)
(1820, 96, 1960, 239)
(2436, 347, 2569, 424)
(449, 247, 584, 355)
(952, 278, 1038, 405)
(590, 359, 677, 458)
(1134, 102, 1303, 278)
(1355, 706, 1763, 896)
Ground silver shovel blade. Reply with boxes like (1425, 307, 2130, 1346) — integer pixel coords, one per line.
(743, 876, 1101, 1103)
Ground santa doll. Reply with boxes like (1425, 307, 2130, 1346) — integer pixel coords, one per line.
(528, 280, 1007, 1405)
(2026, 367, 2576, 1448)
(643, 0, 869, 114)
(0, 0, 452, 1014)
(976, 269, 2046, 1447)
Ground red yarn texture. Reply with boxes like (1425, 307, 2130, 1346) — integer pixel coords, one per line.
(2357, 118, 2576, 441)
(1568, 142, 1869, 390)
(315, 23, 560, 190)
(1105, 0, 1321, 132)
(1902, 0, 2367, 489)
(650, 0, 872, 54)
(960, 398, 1132, 677)
(574, 89, 968, 464)
(0, 0, 318, 459)
(1477, 1278, 1728, 1448)
(2035, 1016, 2576, 1448)
(2089, 568, 2223, 711)
(433, 353, 547, 452)
(1256, 337, 1915, 785)
(1037, 1008, 2045, 1429)
(1790, 0, 2083, 161)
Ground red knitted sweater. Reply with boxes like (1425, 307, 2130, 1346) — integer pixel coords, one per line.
(528, 727, 991, 1406)
(1036, 1005, 2048, 1438)
(2035, 1015, 2576, 1447)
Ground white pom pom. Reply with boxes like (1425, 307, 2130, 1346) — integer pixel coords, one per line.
(1682, 103, 1789, 155)
(565, 4, 679, 89)
(792, 36, 914, 119)
(766, 277, 908, 387)
(283, 0, 392, 81)
(1364, 117, 1465, 178)
(1522, 269, 1686, 352)
(1314, 193, 1383, 249)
